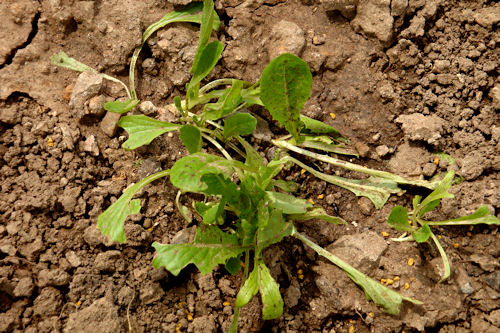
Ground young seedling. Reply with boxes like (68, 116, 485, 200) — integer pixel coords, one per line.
(386, 171, 500, 282)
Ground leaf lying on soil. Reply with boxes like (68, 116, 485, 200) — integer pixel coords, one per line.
(117, 115, 179, 150)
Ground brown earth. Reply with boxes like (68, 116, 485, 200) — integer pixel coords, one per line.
(1, 0, 499, 332)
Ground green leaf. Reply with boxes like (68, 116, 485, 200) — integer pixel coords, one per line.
(103, 99, 140, 114)
(300, 115, 342, 137)
(300, 136, 357, 157)
(191, 41, 224, 87)
(117, 115, 179, 150)
(51, 51, 96, 72)
(427, 205, 500, 226)
(203, 80, 244, 121)
(225, 257, 242, 275)
(266, 191, 312, 214)
(179, 124, 202, 154)
(170, 153, 245, 193)
(257, 210, 294, 252)
(259, 262, 284, 320)
(386, 206, 412, 232)
(97, 170, 170, 243)
(191, 0, 220, 74)
(223, 113, 257, 139)
(201, 173, 239, 203)
(271, 179, 299, 192)
(235, 266, 259, 308)
(294, 230, 422, 316)
(152, 226, 245, 275)
(412, 224, 431, 243)
(416, 171, 455, 217)
(260, 53, 312, 143)
(194, 201, 224, 225)
(435, 152, 456, 165)
(288, 207, 346, 225)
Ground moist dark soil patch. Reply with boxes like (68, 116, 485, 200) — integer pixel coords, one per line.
(1, 0, 499, 332)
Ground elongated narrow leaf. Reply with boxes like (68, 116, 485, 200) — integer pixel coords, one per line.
(224, 113, 257, 139)
(104, 99, 140, 114)
(266, 191, 312, 214)
(51, 51, 96, 72)
(427, 205, 500, 226)
(117, 115, 179, 150)
(191, 41, 224, 88)
(301, 136, 357, 157)
(235, 267, 259, 308)
(170, 153, 246, 193)
(261, 53, 312, 143)
(386, 206, 412, 232)
(180, 124, 202, 153)
(97, 170, 170, 243)
(259, 262, 284, 320)
(300, 115, 342, 137)
(191, 0, 219, 73)
(294, 230, 422, 316)
(152, 226, 245, 275)
(288, 207, 346, 225)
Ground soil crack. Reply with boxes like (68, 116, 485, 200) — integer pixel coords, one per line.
(0, 11, 40, 70)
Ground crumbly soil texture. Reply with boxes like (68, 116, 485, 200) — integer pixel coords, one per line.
(1, 0, 499, 332)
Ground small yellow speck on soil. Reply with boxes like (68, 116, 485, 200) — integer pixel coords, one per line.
(467, 232, 472, 237)
(368, 312, 374, 318)
(386, 278, 394, 285)
(469, 225, 474, 231)
(47, 137, 54, 147)
(187, 313, 193, 321)
(297, 269, 303, 275)
(408, 258, 415, 266)
(330, 113, 336, 120)
(394, 276, 400, 281)
(380, 278, 386, 284)
(381, 231, 389, 237)
(349, 325, 354, 333)
(75, 300, 82, 307)
(223, 301, 230, 307)
(437, 235, 442, 239)
(147, 227, 153, 232)
(317, 194, 325, 199)
(298, 274, 304, 280)
(308, 198, 314, 205)
(453, 243, 459, 249)
(433, 157, 440, 165)
(404, 282, 410, 289)
(300, 169, 306, 175)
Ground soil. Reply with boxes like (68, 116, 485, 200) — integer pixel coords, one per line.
(1, 0, 499, 332)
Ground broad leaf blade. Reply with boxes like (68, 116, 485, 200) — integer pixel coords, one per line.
(203, 80, 244, 121)
(191, 40, 224, 87)
(260, 53, 312, 143)
(97, 170, 170, 243)
(179, 124, 202, 154)
(257, 210, 294, 251)
(412, 224, 431, 243)
(224, 113, 257, 139)
(300, 115, 342, 137)
(417, 171, 455, 217)
(117, 115, 179, 150)
(200, 173, 239, 204)
(288, 207, 346, 225)
(386, 206, 412, 232)
(259, 262, 284, 320)
(428, 205, 500, 226)
(266, 191, 312, 214)
(152, 226, 245, 275)
(104, 99, 140, 114)
(235, 267, 259, 308)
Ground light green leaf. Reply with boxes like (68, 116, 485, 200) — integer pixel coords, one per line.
(152, 226, 245, 275)
(257, 210, 294, 252)
(235, 267, 259, 308)
(260, 53, 312, 143)
(435, 152, 456, 165)
(427, 205, 500, 226)
(300, 115, 341, 137)
(51, 51, 96, 72)
(190, 41, 224, 88)
(386, 206, 412, 232)
(288, 207, 346, 225)
(271, 180, 299, 192)
(300, 136, 357, 157)
(412, 224, 431, 243)
(294, 230, 422, 316)
(117, 115, 179, 150)
(417, 171, 455, 217)
(179, 124, 202, 154)
(170, 153, 246, 193)
(259, 262, 284, 320)
(191, 0, 220, 74)
(194, 201, 223, 225)
(103, 99, 140, 114)
(266, 191, 312, 214)
(224, 113, 257, 139)
(97, 170, 170, 243)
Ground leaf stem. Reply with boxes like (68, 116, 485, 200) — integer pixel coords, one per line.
(201, 133, 233, 160)
(429, 231, 451, 283)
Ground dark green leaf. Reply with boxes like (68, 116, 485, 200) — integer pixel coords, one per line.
(117, 115, 179, 150)
(180, 124, 202, 154)
(192, 41, 224, 87)
(257, 209, 294, 251)
(152, 226, 245, 275)
(103, 99, 139, 114)
(194, 201, 224, 225)
(260, 53, 312, 143)
(271, 180, 299, 192)
(97, 170, 170, 243)
(412, 224, 431, 243)
(200, 173, 239, 204)
(225, 257, 242, 275)
(386, 206, 412, 232)
(223, 113, 257, 139)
